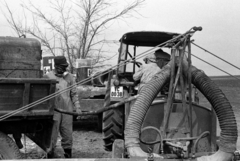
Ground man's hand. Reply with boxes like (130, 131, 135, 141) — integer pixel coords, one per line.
(75, 108, 82, 120)
(75, 108, 82, 114)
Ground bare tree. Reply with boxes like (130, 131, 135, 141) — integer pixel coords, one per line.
(1, 0, 145, 72)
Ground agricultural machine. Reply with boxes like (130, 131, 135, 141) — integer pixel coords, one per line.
(59, 26, 239, 160)
(99, 26, 239, 160)
(0, 26, 238, 161)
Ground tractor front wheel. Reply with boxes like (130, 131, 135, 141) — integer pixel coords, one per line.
(102, 105, 124, 151)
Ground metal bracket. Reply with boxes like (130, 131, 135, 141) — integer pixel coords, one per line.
(147, 147, 154, 161)
(233, 150, 240, 161)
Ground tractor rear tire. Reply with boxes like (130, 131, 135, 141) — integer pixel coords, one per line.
(102, 105, 124, 151)
(0, 132, 22, 159)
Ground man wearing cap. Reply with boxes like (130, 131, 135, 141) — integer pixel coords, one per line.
(133, 49, 170, 91)
(44, 56, 81, 158)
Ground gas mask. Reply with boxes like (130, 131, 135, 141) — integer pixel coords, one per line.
(55, 65, 68, 77)
(157, 59, 169, 68)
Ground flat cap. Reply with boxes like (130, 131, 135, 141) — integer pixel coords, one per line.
(155, 49, 170, 60)
(143, 49, 170, 62)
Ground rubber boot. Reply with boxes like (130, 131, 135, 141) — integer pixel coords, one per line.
(64, 149, 72, 158)
(47, 148, 61, 158)
(47, 148, 55, 158)
(47, 151, 54, 158)
(13, 133, 23, 149)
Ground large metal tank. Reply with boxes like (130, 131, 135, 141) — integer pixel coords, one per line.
(140, 99, 217, 154)
(0, 37, 42, 78)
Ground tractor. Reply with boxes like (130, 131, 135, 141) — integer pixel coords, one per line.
(101, 27, 238, 160)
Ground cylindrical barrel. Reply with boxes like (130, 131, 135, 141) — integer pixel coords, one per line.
(0, 37, 42, 78)
(76, 67, 91, 85)
(76, 59, 93, 85)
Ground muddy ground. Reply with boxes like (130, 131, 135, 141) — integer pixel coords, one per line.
(21, 118, 111, 159)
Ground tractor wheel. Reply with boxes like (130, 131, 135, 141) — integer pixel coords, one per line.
(102, 105, 124, 151)
(0, 132, 22, 159)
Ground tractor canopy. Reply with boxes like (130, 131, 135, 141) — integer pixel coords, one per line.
(119, 31, 180, 47)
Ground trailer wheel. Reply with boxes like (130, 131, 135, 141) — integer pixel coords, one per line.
(0, 132, 22, 159)
(102, 105, 124, 151)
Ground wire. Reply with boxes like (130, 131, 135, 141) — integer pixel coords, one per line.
(191, 54, 240, 81)
(0, 35, 178, 121)
(0, 29, 196, 121)
(192, 42, 240, 71)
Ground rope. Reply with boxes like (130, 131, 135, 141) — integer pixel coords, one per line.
(191, 54, 240, 81)
(0, 28, 203, 121)
(192, 42, 240, 71)
(0, 32, 185, 121)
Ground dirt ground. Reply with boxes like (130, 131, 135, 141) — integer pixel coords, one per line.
(20, 119, 111, 159)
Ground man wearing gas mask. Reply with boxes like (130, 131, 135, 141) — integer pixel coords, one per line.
(44, 56, 81, 158)
(133, 49, 170, 92)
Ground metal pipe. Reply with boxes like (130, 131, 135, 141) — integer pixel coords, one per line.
(192, 131, 210, 158)
(133, 46, 136, 72)
(162, 49, 176, 140)
(187, 40, 193, 138)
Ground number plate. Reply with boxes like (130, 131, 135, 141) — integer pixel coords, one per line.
(110, 86, 123, 98)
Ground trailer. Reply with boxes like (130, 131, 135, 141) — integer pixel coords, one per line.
(0, 37, 57, 159)
(0, 78, 57, 159)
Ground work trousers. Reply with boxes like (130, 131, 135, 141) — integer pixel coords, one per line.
(52, 111, 73, 150)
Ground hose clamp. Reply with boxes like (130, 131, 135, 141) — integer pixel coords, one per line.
(233, 150, 240, 161)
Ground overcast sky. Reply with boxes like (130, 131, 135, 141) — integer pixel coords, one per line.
(0, 0, 240, 76)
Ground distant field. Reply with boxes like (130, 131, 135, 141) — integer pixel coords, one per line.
(197, 75, 240, 148)
(198, 75, 240, 109)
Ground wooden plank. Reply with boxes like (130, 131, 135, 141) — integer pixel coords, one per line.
(22, 83, 30, 107)
(48, 83, 56, 114)
(0, 78, 57, 84)
(80, 99, 104, 111)
(0, 70, 41, 78)
(0, 60, 41, 70)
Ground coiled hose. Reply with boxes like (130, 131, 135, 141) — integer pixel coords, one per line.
(125, 63, 171, 149)
(125, 61, 237, 157)
(190, 66, 237, 152)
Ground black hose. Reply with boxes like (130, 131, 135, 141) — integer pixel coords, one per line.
(190, 67, 238, 152)
(125, 63, 171, 147)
